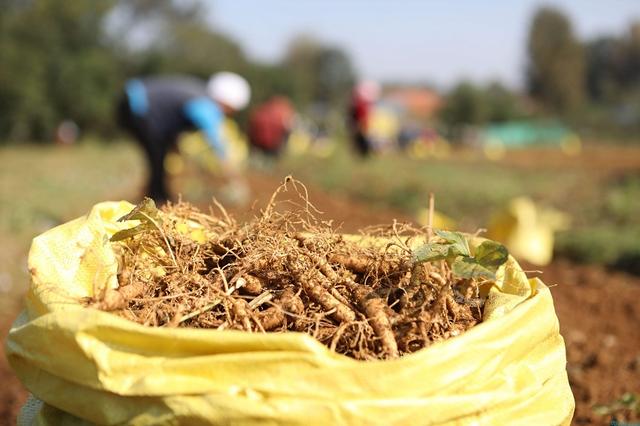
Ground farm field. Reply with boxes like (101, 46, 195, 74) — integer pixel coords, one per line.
(1, 141, 639, 424)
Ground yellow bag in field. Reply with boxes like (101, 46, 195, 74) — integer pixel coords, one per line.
(487, 197, 571, 266)
(167, 119, 249, 176)
(7, 202, 574, 425)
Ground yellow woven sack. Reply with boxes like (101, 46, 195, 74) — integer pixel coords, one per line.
(7, 202, 574, 425)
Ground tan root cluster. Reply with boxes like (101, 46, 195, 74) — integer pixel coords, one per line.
(89, 178, 483, 360)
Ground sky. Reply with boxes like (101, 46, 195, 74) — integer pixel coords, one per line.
(207, 0, 640, 90)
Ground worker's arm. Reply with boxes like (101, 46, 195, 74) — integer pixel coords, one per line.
(183, 97, 228, 161)
(125, 79, 148, 116)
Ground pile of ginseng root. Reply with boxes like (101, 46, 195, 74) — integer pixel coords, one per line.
(90, 178, 486, 360)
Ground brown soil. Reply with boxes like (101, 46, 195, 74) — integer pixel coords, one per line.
(2, 171, 638, 424)
(532, 260, 640, 425)
(0, 317, 28, 426)
(498, 145, 640, 175)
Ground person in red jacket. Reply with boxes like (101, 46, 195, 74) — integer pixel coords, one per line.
(248, 96, 295, 157)
(348, 80, 380, 156)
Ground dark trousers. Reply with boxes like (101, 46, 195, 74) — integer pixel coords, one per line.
(353, 130, 372, 157)
(117, 96, 173, 203)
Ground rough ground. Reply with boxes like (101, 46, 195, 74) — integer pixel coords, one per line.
(2, 171, 638, 425)
(541, 260, 640, 425)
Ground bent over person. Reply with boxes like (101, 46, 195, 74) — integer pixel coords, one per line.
(117, 72, 251, 203)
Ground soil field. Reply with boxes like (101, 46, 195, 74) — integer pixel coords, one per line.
(497, 145, 640, 174)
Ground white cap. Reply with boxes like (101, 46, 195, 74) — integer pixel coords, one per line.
(207, 72, 251, 111)
(355, 80, 381, 102)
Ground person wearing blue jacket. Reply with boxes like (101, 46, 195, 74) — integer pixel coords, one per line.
(117, 72, 251, 203)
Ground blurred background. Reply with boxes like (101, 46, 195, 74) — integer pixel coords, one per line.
(1, 1, 639, 424)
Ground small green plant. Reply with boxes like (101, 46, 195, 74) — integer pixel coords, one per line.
(110, 198, 178, 268)
(593, 392, 640, 417)
(110, 197, 161, 242)
(413, 229, 509, 280)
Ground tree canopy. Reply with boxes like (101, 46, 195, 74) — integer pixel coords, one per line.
(526, 7, 586, 113)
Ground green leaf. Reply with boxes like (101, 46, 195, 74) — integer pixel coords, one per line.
(413, 243, 452, 263)
(452, 256, 496, 280)
(620, 392, 638, 407)
(110, 223, 155, 241)
(110, 198, 161, 242)
(434, 229, 470, 257)
(117, 197, 159, 222)
(474, 240, 509, 273)
(591, 404, 611, 416)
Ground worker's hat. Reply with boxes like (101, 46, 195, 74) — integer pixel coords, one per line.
(208, 72, 251, 111)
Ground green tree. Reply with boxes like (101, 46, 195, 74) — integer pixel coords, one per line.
(585, 37, 625, 102)
(160, 23, 248, 78)
(109, 0, 248, 79)
(484, 82, 524, 122)
(621, 22, 640, 90)
(526, 7, 585, 113)
(440, 81, 525, 127)
(283, 35, 324, 107)
(584, 22, 640, 103)
(0, 0, 120, 141)
(440, 82, 488, 126)
(283, 35, 357, 108)
(315, 47, 356, 105)
(244, 63, 296, 105)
